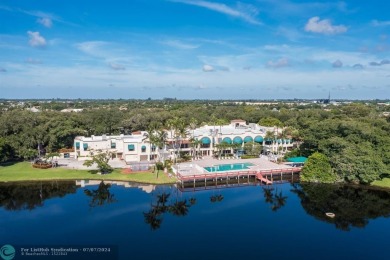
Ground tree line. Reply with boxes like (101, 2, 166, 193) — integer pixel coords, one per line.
(0, 100, 389, 184)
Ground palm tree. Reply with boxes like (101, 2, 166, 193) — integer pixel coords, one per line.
(189, 118, 198, 138)
(143, 124, 167, 177)
(176, 120, 189, 162)
(166, 117, 185, 163)
(190, 138, 202, 160)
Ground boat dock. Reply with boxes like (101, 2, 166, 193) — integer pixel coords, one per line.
(176, 166, 301, 191)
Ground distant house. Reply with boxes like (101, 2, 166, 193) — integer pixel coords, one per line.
(26, 107, 41, 113)
(60, 108, 84, 113)
(74, 120, 295, 163)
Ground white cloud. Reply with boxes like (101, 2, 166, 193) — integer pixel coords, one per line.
(27, 31, 47, 48)
(304, 16, 347, 35)
(75, 41, 109, 57)
(266, 58, 289, 68)
(25, 58, 42, 64)
(37, 17, 52, 28)
(161, 40, 199, 49)
(171, 0, 261, 25)
(202, 64, 214, 72)
(332, 59, 343, 68)
(371, 20, 390, 27)
(109, 63, 126, 70)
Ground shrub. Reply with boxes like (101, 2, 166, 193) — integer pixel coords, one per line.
(32, 163, 53, 169)
(241, 155, 258, 159)
(156, 162, 164, 170)
(301, 152, 338, 183)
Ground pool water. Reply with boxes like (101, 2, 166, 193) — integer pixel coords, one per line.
(204, 162, 254, 172)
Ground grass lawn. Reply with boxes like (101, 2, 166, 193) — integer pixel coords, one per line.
(371, 178, 390, 189)
(0, 162, 176, 184)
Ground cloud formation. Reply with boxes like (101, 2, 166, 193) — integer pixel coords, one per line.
(37, 17, 53, 28)
(161, 40, 199, 49)
(266, 58, 289, 68)
(171, 0, 261, 25)
(370, 59, 390, 66)
(202, 64, 214, 72)
(25, 58, 42, 64)
(332, 59, 343, 68)
(371, 20, 390, 27)
(304, 17, 347, 35)
(0, 68, 6, 72)
(352, 64, 363, 69)
(27, 31, 47, 47)
(109, 63, 126, 70)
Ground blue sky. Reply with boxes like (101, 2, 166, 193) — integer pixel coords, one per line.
(0, 0, 389, 99)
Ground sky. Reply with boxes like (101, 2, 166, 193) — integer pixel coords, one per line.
(0, 0, 389, 99)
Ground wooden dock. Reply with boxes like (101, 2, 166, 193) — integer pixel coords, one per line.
(176, 167, 302, 186)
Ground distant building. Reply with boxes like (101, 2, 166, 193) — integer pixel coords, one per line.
(60, 108, 84, 113)
(74, 120, 295, 163)
(26, 107, 41, 113)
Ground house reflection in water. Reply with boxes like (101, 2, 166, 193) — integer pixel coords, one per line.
(75, 180, 156, 193)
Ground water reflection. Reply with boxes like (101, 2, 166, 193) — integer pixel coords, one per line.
(84, 181, 117, 208)
(0, 181, 77, 211)
(262, 186, 288, 212)
(210, 194, 224, 203)
(293, 183, 390, 231)
(143, 192, 195, 230)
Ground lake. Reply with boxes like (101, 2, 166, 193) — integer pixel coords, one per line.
(1, 180, 390, 260)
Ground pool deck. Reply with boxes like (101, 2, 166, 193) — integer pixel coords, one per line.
(174, 157, 300, 182)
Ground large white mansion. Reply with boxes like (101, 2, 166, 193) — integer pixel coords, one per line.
(74, 119, 294, 163)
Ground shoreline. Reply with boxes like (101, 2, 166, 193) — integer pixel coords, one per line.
(0, 162, 176, 185)
(1, 162, 389, 189)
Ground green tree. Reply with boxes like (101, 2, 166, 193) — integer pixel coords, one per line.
(83, 150, 114, 174)
(258, 117, 283, 127)
(301, 152, 338, 183)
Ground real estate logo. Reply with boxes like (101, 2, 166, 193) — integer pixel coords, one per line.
(0, 245, 15, 260)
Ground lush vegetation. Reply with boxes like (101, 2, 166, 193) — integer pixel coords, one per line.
(301, 152, 338, 183)
(0, 99, 389, 185)
(293, 183, 390, 231)
(0, 162, 175, 184)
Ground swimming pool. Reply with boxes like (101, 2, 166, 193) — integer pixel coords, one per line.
(204, 163, 254, 172)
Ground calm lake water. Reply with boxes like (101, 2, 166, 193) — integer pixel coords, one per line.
(1, 180, 390, 260)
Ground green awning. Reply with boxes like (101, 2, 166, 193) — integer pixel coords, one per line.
(222, 137, 232, 144)
(277, 139, 282, 144)
(201, 137, 211, 144)
(141, 145, 146, 149)
(254, 136, 264, 143)
(128, 144, 135, 150)
(286, 157, 307, 163)
(243, 136, 253, 143)
(233, 136, 243, 144)
(83, 143, 88, 149)
(75, 142, 80, 149)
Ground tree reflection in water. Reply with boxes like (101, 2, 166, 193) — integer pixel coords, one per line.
(292, 183, 390, 231)
(262, 186, 288, 212)
(84, 181, 116, 208)
(0, 181, 77, 211)
(143, 192, 194, 230)
(210, 194, 224, 203)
